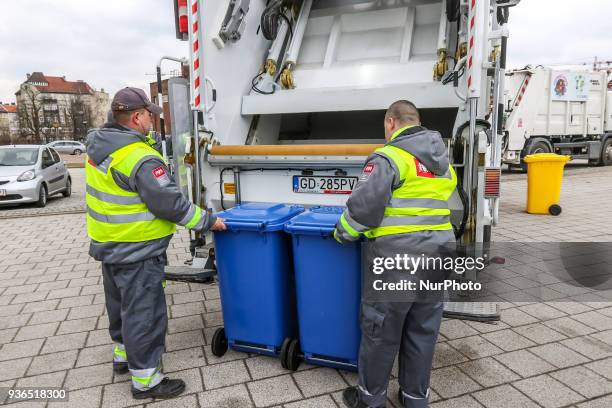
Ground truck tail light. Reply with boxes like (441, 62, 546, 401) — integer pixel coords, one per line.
(175, 0, 189, 40)
(484, 167, 501, 198)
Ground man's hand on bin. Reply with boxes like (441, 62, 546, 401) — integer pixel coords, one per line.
(210, 217, 227, 231)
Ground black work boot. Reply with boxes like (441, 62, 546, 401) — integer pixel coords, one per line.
(132, 377, 186, 400)
(113, 361, 128, 374)
(342, 386, 372, 408)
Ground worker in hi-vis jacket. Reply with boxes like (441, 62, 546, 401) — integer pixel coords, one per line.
(85, 87, 226, 400)
(334, 100, 457, 408)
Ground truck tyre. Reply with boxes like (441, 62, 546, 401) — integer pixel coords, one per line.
(521, 141, 551, 172)
(601, 138, 612, 166)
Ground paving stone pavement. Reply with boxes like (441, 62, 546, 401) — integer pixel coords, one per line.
(0, 164, 611, 408)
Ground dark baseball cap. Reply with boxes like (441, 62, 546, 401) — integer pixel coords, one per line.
(111, 87, 163, 115)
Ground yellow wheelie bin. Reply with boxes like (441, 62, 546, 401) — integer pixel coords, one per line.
(523, 153, 571, 215)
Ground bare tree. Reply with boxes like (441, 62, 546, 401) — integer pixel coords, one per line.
(65, 94, 93, 141)
(16, 84, 45, 143)
(0, 113, 10, 144)
(0, 128, 10, 145)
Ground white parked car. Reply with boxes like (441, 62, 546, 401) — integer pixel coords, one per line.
(0, 145, 72, 207)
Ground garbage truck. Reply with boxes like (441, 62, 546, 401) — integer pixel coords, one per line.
(160, 0, 522, 322)
(503, 66, 612, 169)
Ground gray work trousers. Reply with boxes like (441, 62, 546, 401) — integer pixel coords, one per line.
(102, 253, 168, 387)
(358, 301, 443, 408)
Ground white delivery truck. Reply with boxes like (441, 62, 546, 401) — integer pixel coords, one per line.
(503, 67, 612, 169)
(161, 0, 522, 320)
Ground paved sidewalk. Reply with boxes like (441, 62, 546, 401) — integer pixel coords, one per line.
(494, 163, 612, 242)
(0, 165, 611, 408)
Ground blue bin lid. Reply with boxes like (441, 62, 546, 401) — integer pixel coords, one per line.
(216, 202, 304, 232)
(284, 206, 344, 236)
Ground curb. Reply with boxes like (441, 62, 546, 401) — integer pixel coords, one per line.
(0, 209, 86, 219)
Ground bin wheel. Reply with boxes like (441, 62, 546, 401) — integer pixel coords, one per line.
(280, 337, 292, 369)
(286, 339, 301, 372)
(549, 204, 562, 216)
(211, 327, 228, 357)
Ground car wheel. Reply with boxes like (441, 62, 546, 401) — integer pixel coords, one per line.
(62, 178, 72, 198)
(36, 184, 48, 208)
(73, 149, 83, 155)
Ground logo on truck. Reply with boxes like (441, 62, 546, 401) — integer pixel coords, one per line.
(553, 75, 568, 97)
(551, 72, 590, 101)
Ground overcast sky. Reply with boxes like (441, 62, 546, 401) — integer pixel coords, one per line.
(0, 0, 610, 103)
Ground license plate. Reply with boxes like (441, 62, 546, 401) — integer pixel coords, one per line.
(293, 176, 358, 195)
(0, 189, 5, 197)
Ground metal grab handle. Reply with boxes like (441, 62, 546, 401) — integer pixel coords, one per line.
(205, 76, 217, 113)
(285, 225, 334, 236)
(224, 221, 266, 232)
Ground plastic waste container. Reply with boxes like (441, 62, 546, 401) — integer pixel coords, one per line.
(523, 153, 571, 215)
(211, 203, 304, 359)
(284, 206, 361, 371)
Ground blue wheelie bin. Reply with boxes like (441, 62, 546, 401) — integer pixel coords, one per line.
(211, 203, 304, 359)
(284, 206, 361, 371)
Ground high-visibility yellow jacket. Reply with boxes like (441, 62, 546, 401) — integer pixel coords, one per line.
(85, 124, 215, 263)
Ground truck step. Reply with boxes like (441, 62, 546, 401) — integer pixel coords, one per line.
(443, 302, 501, 322)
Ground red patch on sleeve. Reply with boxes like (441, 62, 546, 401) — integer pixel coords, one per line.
(152, 166, 166, 178)
(363, 163, 375, 174)
(415, 159, 434, 178)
